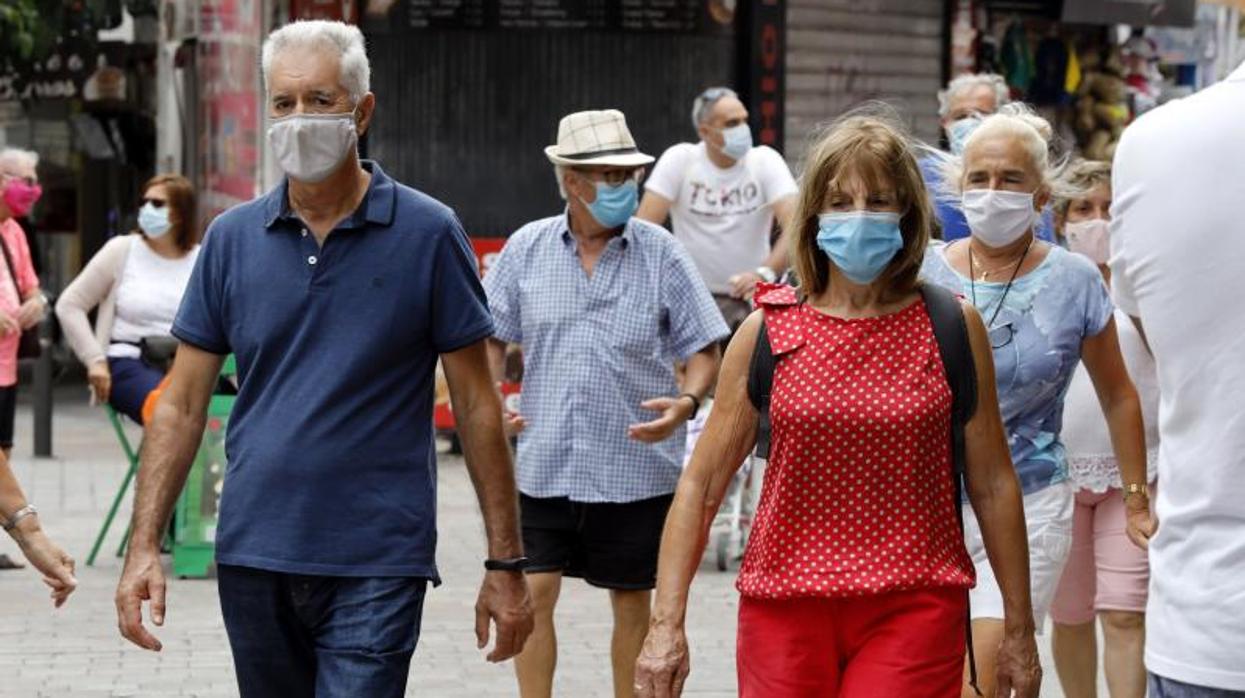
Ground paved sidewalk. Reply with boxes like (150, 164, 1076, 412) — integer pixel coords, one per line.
(0, 396, 1075, 697)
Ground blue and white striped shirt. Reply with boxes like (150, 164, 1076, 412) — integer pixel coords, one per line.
(483, 214, 729, 503)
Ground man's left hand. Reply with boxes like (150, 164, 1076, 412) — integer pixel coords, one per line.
(17, 296, 44, 331)
(727, 271, 763, 301)
(474, 570, 534, 663)
(628, 396, 693, 443)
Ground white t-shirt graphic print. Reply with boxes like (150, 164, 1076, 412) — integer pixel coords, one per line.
(645, 142, 797, 294)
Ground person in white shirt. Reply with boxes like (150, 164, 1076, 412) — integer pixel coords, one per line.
(56, 174, 201, 424)
(1110, 59, 1245, 697)
(637, 87, 797, 331)
(1049, 160, 1157, 698)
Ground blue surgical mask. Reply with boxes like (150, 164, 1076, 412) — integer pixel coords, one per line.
(138, 202, 172, 238)
(947, 117, 982, 156)
(816, 211, 904, 285)
(581, 179, 638, 229)
(720, 123, 753, 161)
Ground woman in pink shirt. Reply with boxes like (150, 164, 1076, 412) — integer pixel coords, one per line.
(0, 148, 48, 456)
(0, 148, 50, 573)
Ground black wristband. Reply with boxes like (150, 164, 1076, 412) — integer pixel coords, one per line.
(678, 393, 701, 421)
(484, 556, 530, 572)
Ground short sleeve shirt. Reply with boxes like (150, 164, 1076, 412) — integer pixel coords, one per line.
(644, 143, 797, 294)
(173, 162, 493, 579)
(483, 215, 728, 503)
(922, 243, 1113, 494)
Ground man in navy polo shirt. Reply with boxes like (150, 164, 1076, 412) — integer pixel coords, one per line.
(113, 21, 533, 697)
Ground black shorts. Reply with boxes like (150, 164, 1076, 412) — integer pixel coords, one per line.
(520, 492, 674, 591)
(0, 385, 15, 449)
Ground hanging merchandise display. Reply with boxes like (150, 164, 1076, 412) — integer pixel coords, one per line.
(1074, 47, 1131, 161)
(1000, 21, 1035, 96)
(1122, 35, 1164, 116)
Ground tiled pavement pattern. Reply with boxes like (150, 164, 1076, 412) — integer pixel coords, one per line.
(0, 397, 1077, 697)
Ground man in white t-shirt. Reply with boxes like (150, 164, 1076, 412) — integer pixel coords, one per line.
(1109, 59, 1245, 697)
(637, 87, 797, 331)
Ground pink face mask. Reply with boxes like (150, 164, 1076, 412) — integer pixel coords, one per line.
(2, 180, 43, 218)
(1064, 218, 1111, 265)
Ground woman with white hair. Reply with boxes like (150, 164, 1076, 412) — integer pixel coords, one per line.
(921, 105, 1153, 697)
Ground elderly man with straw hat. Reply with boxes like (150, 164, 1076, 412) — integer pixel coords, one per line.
(483, 109, 728, 698)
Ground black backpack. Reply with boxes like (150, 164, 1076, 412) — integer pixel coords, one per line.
(745, 281, 983, 693)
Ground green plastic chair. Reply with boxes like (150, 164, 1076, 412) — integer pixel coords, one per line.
(86, 355, 237, 568)
(85, 406, 141, 566)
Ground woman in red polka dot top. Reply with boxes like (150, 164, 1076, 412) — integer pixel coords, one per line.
(635, 112, 1041, 698)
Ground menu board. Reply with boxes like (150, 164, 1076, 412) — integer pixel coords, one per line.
(363, 0, 732, 34)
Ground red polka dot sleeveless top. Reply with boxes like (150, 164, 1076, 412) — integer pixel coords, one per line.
(736, 284, 975, 600)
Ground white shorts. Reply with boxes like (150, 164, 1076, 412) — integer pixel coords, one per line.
(963, 480, 1074, 633)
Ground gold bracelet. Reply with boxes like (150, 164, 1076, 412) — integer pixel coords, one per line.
(1122, 483, 1149, 504)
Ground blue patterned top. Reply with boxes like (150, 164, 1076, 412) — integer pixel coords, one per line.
(922, 242, 1114, 494)
(483, 214, 729, 503)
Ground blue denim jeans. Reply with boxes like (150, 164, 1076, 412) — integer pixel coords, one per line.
(218, 564, 428, 698)
(1150, 673, 1245, 698)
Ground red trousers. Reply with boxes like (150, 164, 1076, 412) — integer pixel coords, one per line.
(736, 587, 968, 698)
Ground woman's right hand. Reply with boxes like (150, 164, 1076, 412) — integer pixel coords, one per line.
(11, 522, 78, 607)
(88, 360, 112, 404)
(635, 622, 691, 698)
(0, 313, 18, 337)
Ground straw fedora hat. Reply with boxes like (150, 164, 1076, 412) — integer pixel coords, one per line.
(544, 110, 655, 168)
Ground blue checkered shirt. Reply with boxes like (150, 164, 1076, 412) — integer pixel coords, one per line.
(483, 214, 729, 503)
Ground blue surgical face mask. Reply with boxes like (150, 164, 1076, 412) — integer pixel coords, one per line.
(947, 117, 982, 156)
(816, 211, 904, 285)
(720, 123, 753, 161)
(581, 179, 638, 229)
(138, 202, 172, 238)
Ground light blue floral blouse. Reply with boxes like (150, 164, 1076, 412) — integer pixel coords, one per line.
(922, 242, 1114, 494)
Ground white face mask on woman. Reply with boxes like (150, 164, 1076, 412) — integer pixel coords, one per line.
(1064, 218, 1110, 264)
(267, 110, 359, 183)
(962, 189, 1040, 248)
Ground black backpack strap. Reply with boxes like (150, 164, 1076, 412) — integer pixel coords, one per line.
(747, 317, 775, 460)
(920, 282, 978, 476)
(920, 281, 983, 696)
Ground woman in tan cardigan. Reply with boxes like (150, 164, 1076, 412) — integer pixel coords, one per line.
(56, 174, 200, 423)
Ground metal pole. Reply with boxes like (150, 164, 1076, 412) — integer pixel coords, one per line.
(32, 322, 52, 457)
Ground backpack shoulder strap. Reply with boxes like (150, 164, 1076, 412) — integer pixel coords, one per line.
(919, 282, 978, 476)
(747, 317, 776, 459)
(919, 280, 984, 698)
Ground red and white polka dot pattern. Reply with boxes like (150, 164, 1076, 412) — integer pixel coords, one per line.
(737, 284, 975, 600)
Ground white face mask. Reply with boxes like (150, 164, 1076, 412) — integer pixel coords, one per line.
(962, 189, 1040, 248)
(267, 110, 359, 183)
(1064, 218, 1110, 265)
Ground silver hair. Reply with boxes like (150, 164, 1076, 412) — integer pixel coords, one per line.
(554, 165, 568, 200)
(0, 147, 39, 173)
(929, 102, 1074, 203)
(691, 86, 737, 130)
(261, 20, 371, 104)
(937, 73, 1010, 119)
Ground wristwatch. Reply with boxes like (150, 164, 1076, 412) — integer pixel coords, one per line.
(755, 266, 778, 283)
(678, 393, 701, 421)
(484, 556, 530, 572)
(1122, 483, 1149, 505)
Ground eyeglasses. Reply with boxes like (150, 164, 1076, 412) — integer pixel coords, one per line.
(573, 168, 644, 187)
(988, 322, 1015, 350)
(141, 197, 168, 209)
